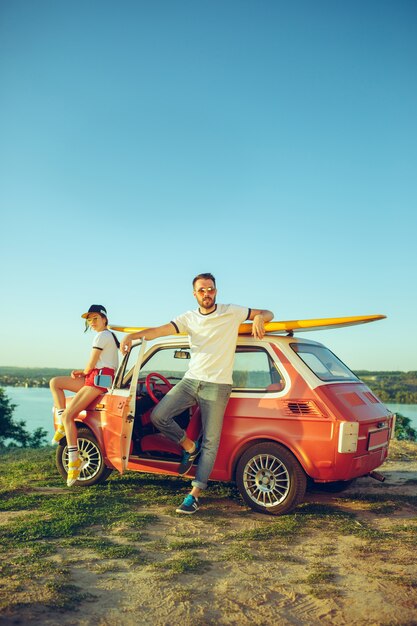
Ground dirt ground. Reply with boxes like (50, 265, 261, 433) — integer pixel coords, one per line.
(1, 455, 417, 626)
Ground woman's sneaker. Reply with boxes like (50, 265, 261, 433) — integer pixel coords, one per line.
(67, 458, 86, 487)
(175, 494, 200, 515)
(51, 426, 65, 445)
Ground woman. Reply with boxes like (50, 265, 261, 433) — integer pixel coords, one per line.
(50, 305, 119, 486)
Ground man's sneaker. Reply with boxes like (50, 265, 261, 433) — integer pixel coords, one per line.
(51, 426, 65, 445)
(66, 458, 86, 487)
(178, 440, 201, 475)
(176, 494, 200, 515)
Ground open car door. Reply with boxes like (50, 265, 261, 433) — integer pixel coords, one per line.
(102, 340, 146, 473)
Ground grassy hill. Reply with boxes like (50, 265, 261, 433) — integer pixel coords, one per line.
(0, 443, 416, 622)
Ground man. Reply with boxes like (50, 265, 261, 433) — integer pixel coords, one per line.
(120, 273, 274, 515)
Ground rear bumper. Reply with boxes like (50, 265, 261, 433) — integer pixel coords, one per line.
(313, 444, 389, 482)
(348, 445, 389, 479)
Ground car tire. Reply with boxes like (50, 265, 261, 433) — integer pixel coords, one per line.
(236, 442, 307, 515)
(56, 427, 113, 487)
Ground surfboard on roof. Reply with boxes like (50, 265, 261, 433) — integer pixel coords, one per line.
(110, 314, 386, 336)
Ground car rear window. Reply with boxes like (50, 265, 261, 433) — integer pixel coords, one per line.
(290, 343, 358, 382)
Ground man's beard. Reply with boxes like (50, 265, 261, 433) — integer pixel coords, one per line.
(200, 296, 215, 310)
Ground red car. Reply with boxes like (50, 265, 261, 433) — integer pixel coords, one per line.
(54, 332, 395, 515)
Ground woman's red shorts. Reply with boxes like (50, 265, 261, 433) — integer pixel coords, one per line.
(85, 367, 115, 391)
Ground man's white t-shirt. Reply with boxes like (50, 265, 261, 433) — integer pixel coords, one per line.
(172, 304, 250, 385)
(92, 330, 119, 371)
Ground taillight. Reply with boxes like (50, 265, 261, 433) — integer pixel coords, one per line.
(338, 422, 359, 453)
(390, 413, 396, 439)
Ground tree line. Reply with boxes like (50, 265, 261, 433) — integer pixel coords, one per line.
(2, 367, 417, 400)
(0, 367, 70, 388)
(354, 370, 417, 404)
(0, 370, 416, 448)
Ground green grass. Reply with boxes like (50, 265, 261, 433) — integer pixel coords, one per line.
(44, 582, 96, 610)
(0, 449, 168, 612)
(297, 503, 389, 540)
(318, 544, 337, 557)
(232, 515, 302, 541)
(167, 538, 208, 551)
(348, 491, 417, 507)
(379, 571, 417, 590)
(152, 552, 208, 576)
(391, 522, 417, 534)
(1, 446, 417, 618)
(306, 565, 336, 585)
(0, 447, 60, 490)
(61, 536, 143, 560)
(219, 545, 255, 562)
(0, 488, 152, 548)
(0, 491, 47, 511)
(297, 561, 342, 600)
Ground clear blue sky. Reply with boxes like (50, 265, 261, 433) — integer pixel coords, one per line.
(1, 0, 416, 371)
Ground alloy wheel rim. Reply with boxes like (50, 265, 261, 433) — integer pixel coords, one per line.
(243, 453, 290, 507)
(63, 438, 101, 482)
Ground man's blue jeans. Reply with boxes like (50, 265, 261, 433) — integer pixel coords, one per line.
(150, 377, 232, 490)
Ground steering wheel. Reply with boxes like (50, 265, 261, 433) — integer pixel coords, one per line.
(145, 372, 173, 404)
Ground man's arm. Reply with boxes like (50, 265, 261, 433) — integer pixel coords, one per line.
(248, 308, 274, 339)
(120, 322, 177, 354)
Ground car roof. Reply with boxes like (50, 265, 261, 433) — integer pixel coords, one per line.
(137, 334, 326, 349)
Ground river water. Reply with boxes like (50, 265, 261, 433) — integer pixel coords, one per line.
(2, 386, 417, 442)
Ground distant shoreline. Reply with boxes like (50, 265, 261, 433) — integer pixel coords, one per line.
(0, 368, 71, 389)
(1, 367, 417, 404)
(0, 367, 71, 388)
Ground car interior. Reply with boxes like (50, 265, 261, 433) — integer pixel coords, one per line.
(111, 343, 284, 461)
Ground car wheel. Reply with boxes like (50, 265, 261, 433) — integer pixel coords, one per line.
(56, 427, 113, 486)
(236, 442, 307, 515)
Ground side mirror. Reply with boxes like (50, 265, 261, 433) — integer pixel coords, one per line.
(93, 374, 113, 389)
(174, 350, 190, 359)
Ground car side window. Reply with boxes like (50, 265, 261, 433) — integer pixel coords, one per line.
(140, 347, 190, 384)
(232, 347, 285, 392)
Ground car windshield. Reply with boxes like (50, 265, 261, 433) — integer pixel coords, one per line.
(290, 343, 358, 382)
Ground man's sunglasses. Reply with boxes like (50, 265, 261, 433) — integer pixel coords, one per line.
(196, 287, 216, 294)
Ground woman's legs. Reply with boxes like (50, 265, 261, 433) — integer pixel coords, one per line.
(49, 376, 85, 409)
(62, 386, 103, 448)
(50, 376, 86, 444)
(61, 385, 104, 487)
